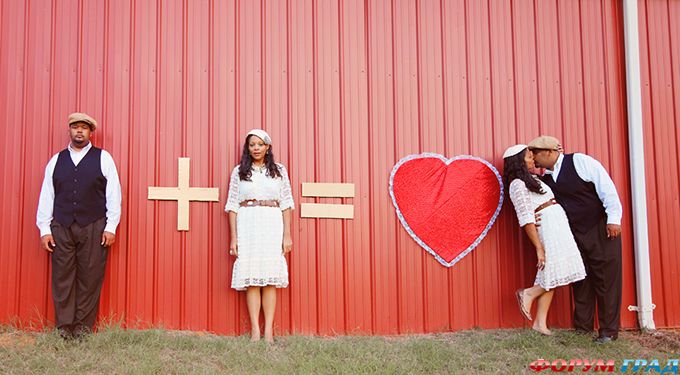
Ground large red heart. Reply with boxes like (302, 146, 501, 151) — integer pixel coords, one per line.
(389, 154, 504, 267)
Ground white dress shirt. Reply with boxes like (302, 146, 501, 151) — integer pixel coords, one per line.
(36, 142, 122, 237)
(544, 153, 622, 225)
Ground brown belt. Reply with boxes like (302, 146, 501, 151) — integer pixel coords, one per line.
(535, 198, 558, 213)
(240, 199, 280, 208)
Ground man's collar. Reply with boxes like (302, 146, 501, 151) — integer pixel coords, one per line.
(555, 153, 564, 169)
(68, 141, 92, 153)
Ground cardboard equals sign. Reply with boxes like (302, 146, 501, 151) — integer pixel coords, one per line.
(300, 183, 355, 219)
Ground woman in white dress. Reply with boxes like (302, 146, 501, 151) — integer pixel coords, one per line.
(225, 129, 294, 343)
(502, 144, 586, 335)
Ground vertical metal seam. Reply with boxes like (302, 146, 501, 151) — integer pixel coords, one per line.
(45, 0, 57, 316)
(414, 0, 427, 334)
(0, 0, 4, 68)
(207, 0, 215, 332)
(485, 0, 501, 327)
(441, 0, 454, 331)
(509, 0, 526, 324)
(510, 0, 519, 142)
(366, 0, 376, 335)
(48, 0, 57, 152)
(415, 0, 423, 154)
(554, 0, 572, 316)
(179, 0, 188, 330)
(599, 0, 613, 166)
(642, 0, 665, 325)
(464, 0, 472, 152)
(234, 0, 241, 332)
(312, 0, 321, 334)
(102, 0, 109, 151)
(261, 0, 265, 130)
(664, 0, 680, 221)
(577, 0, 589, 150)
(532, 0, 542, 134)
(182, 0, 188, 157)
(235, 0, 240, 145)
(124, 0, 137, 327)
(152, 0, 162, 324)
(337, 0, 348, 334)
(363, 0, 376, 335)
(660, 1, 680, 325)
(0, 0, 5, 319)
(77, 0, 83, 108)
(15, 0, 31, 318)
(462, 0, 478, 327)
(439, 0, 448, 153)
(102, 0, 110, 318)
(389, 0, 402, 334)
(284, 0, 293, 333)
(555, 2, 566, 144)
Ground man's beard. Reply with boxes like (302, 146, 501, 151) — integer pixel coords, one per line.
(71, 138, 89, 147)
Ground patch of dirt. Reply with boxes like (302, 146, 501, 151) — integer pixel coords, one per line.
(622, 330, 680, 353)
(0, 332, 36, 349)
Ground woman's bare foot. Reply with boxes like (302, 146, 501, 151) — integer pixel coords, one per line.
(250, 328, 261, 342)
(264, 328, 274, 343)
(532, 323, 552, 336)
(515, 289, 532, 321)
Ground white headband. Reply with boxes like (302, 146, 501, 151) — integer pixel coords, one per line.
(246, 129, 272, 145)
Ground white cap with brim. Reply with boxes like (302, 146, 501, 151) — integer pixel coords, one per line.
(246, 129, 272, 145)
(503, 144, 527, 159)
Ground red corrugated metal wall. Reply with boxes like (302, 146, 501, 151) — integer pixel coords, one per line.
(638, 0, 680, 329)
(0, 0, 672, 335)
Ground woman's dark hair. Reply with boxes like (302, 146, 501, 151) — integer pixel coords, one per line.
(502, 148, 545, 195)
(238, 134, 282, 181)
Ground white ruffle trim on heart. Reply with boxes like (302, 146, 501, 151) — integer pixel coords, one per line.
(389, 153, 504, 268)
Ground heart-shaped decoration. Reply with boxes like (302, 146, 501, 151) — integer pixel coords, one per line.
(389, 153, 504, 267)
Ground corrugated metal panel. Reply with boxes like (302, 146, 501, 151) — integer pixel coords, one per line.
(0, 0, 668, 335)
(638, 0, 680, 329)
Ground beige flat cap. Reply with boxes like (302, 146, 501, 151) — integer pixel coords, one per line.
(528, 135, 560, 150)
(68, 112, 98, 131)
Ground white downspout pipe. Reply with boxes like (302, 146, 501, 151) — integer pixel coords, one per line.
(622, 0, 655, 330)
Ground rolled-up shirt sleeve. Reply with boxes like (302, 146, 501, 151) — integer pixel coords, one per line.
(101, 150, 122, 234)
(509, 179, 535, 227)
(573, 153, 623, 225)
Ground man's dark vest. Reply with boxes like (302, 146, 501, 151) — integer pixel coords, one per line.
(541, 153, 606, 234)
(53, 147, 107, 227)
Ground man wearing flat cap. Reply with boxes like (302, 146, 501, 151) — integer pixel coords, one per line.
(36, 112, 122, 340)
(529, 135, 622, 344)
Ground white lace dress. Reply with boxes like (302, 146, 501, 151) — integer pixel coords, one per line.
(225, 163, 294, 291)
(509, 178, 586, 290)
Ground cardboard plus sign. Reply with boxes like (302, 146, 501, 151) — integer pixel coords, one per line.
(148, 158, 219, 231)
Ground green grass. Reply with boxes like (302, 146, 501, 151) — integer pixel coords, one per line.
(0, 325, 677, 374)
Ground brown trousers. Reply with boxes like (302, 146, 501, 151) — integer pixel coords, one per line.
(571, 217, 622, 338)
(50, 217, 109, 331)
